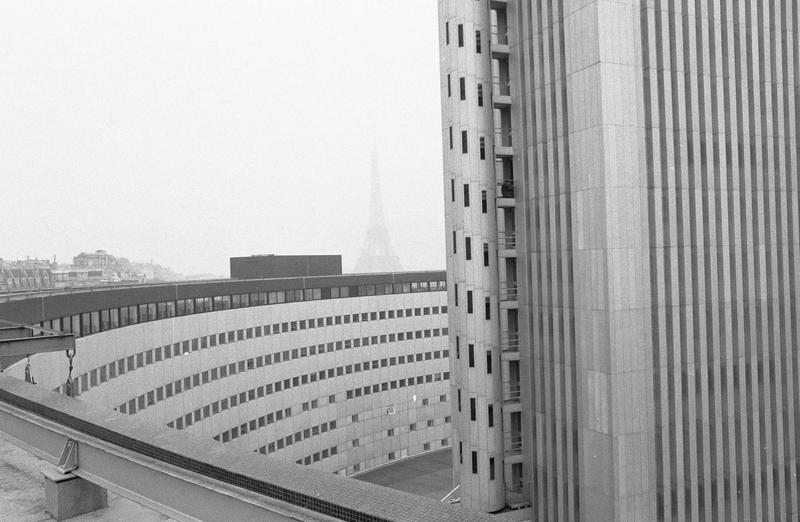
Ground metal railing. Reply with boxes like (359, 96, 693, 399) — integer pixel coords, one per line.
(501, 332, 520, 352)
(503, 382, 521, 402)
(499, 282, 518, 301)
(489, 25, 510, 46)
(497, 233, 517, 250)
(504, 433, 522, 453)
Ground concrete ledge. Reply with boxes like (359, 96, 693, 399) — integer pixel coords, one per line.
(42, 465, 107, 521)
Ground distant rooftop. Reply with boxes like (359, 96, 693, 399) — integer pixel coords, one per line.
(229, 254, 342, 279)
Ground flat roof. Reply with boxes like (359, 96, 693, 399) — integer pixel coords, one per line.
(355, 448, 454, 501)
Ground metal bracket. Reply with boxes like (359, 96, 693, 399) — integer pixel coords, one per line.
(56, 438, 78, 474)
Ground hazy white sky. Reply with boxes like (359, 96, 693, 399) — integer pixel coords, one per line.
(0, 1, 445, 276)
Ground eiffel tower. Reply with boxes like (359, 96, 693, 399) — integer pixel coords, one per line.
(353, 149, 403, 273)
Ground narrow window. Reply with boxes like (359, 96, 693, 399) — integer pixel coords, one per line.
(456, 336, 460, 359)
(483, 243, 489, 266)
(468, 344, 475, 367)
(479, 137, 486, 160)
(471, 451, 478, 474)
(455, 283, 459, 306)
(451, 178, 455, 201)
(488, 404, 494, 427)
(470, 398, 476, 421)
(447, 74, 451, 97)
(463, 184, 470, 206)
(477, 83, 483, 106)
(467, 291, 473, 313)
(457, 24, 464, 47)
(489, 457, 495, 480)
(458, 389, 462, 412)
(481, 190, 487, 213)
(449, 126, 453, 149)
(459, 77, 466, 100)
(465, 237, 472, 260)
(485, 297, 491, 319)
(461, 130, 468, 153)
(459, 441, 463, 463)
(452, 230, 457, 254)
(475, 30, 481, 53)
(445, 22, 449, 45)
(487, 351, 493, 374)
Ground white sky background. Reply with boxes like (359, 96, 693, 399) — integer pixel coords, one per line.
(0, 0, 445, 276)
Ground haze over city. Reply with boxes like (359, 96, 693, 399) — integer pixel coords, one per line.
(0, 0, 444, 276)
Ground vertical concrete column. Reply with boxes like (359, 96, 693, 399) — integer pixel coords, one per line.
(439, 0, 505, 512)
(42, 467, 108, 520)
(564, 0, 656, 520)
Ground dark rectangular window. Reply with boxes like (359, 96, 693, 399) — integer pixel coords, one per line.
(465, 237, 472, 260)
(463, 184, 470, 206)
(456, 336, 460, 359)
(451, 178, 455, 201)
(475, 30, 481, 53)
(452, 230, 457, 254)
(457, 389, 462, 412)
(483, 243, 489, 266)
(468, 344, 475, 367)
(489, 457, 495, 480)
(459, 77, 466, 100)
(445, 21, 449, 45)
(487, 351, 493, 374)
(477, 83, 483, 106)
(449, 126, 453, 149)
(467, 290, 473, 313)
(447, 73, 451, 97)
(470, 397, 476, 421)
(485, 297, 491, 319)
(479, 137, 486, 160)
(455, 283, 458, 306)
(459, 441, 463, 463)
(481, 190, 487, 213)
(471, 451, 478, 474)
(488, 404, 494, 427)
(461, 130, 468, 153)
(457, 24, 464, 47)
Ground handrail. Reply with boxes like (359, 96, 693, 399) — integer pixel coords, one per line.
(504, 383, 521, 401)
(499, 282, 518, 301)
(497, 233, 517, 250)
(500, 333, 520, 351)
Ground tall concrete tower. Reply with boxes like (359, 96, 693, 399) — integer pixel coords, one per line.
(353, 149, 403, 273)
(440, 0, 800, 520)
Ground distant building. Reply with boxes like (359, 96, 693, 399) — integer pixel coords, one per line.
(230, 255, 342, 279)
(0, 258, 54, 292)
(73, 250, 116, 269)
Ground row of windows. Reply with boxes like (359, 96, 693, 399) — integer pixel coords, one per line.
(450, 182, 490, 216)
(36, 279, 447, 338)
(70, 307, 448, 396)
(446, 75, 485, 107)
(213, 385, 449, 457)
(451, 285, 492, 319)
(345, 438, 450, 476)
(458, 443, 497, 479)
(164, 351, 451, 434)
(444, 22, 481, 53)
(447, 128, 487, 160)
(114, 329, 450, 417)
(292, 445, 340, 466)
(455, 338, 493, 373)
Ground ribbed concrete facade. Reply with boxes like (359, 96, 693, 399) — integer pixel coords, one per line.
(439, 1, 800, 520)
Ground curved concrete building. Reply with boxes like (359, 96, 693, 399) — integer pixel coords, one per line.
(0, 271, 452, 478)
(439, 0, 512, 513)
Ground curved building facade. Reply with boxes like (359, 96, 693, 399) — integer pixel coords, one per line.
(439, 0, 509, 513)
(1, 272, 452, 477)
